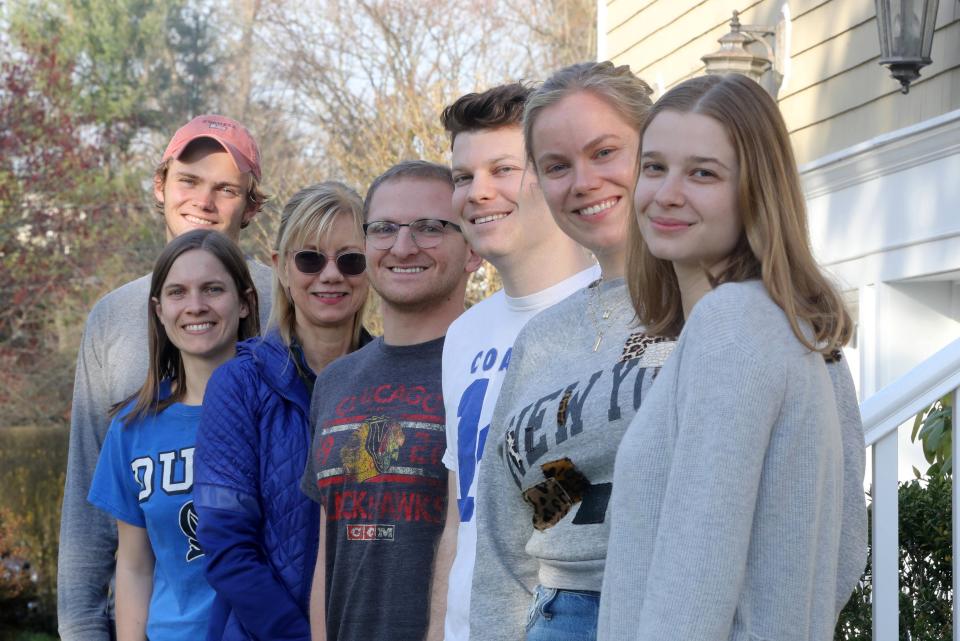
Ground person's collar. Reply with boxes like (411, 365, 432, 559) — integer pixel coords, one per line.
(289, 335, 316, 388)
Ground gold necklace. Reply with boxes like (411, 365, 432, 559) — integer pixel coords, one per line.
(587, 278, 622, 352)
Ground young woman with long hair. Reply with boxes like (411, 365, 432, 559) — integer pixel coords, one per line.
(470, 61, 675, 641)
(87, 229, 259, 641)
(597, 73, 867, 641)
(193, 181, 370, 641)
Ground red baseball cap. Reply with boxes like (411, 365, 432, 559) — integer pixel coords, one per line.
(162, 115, 262, 180)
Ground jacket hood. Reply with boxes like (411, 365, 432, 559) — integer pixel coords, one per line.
(236, 331, 310, 409)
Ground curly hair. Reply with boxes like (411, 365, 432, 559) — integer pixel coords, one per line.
(441, 82, 533, 148)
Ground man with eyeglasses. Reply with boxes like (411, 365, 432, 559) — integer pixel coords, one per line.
(301, 160, 480, 641)
(58, 115, 273, 641)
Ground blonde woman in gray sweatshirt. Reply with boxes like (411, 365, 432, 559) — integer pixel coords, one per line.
(599, 74, 867, 641)
(470, 62, 677, 641)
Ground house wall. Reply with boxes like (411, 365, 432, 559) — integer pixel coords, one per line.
(603, 0, 960, 165)
(603, 0, 960, 479)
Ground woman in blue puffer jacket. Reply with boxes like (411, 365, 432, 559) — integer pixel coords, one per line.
(194, 182, 371, 641)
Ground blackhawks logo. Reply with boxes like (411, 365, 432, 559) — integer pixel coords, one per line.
(341, 416, 406, 482)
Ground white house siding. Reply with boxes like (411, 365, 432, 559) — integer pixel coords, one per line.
(604, 0, 960, 479)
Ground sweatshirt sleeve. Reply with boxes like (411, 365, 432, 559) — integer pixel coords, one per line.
(469, 337, 540, 641)
(194, 362, 311, 641)
(828, 357, 868, 613)
(634, 306, 785, 640)
(57, 312, 119, 641)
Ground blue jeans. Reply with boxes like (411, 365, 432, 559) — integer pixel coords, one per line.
(525, 585, 601, 641)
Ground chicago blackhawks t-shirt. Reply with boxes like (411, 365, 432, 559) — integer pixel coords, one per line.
(301, 336, 447, 641)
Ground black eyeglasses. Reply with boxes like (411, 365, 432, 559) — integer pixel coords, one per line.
(292, 250, 367, 276)
(362, 218, 463, 250)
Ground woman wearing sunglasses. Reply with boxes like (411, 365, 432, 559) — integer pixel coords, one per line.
(194, 182, 371, 641)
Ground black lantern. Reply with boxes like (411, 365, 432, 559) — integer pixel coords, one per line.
(875, 0, 939, 94)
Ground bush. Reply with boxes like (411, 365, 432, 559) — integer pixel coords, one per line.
(0, 427, 67, 636)
(836, 474, 952, 640)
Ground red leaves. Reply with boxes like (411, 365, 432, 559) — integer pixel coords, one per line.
(0, 38, 133, 427)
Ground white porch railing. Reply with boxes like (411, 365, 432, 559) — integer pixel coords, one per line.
(859, 336, 960, 641)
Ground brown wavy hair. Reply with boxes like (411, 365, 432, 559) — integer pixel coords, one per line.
(441, 82, 533, 147)
(626, 74, 852, 354)
(112, 229, 260, 426)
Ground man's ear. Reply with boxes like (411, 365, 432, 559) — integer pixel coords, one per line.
(153, 175, 165, 205)
(464, 246, 483, 274)
(151, 296, 162, 319)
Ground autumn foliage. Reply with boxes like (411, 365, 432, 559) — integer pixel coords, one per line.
(0, 35, 149, 427)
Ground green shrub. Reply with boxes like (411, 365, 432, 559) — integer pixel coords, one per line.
(0, 427, 67, 636)
(836, 474, 952, 641)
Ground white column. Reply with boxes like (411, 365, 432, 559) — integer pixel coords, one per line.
(862, 283, 898, 641)
(872, 432, 899, 641)
(953, 387, 959, 641)
(596, 0, 607, 61)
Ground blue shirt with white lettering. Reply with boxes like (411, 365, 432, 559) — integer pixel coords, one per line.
(88, 389, 212, 641)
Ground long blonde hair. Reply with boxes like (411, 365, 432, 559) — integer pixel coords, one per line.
(626, 74, 852, 354)
(269, 181, 368, 350)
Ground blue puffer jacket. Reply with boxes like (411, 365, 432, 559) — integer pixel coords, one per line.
(194, 332, 317, 641)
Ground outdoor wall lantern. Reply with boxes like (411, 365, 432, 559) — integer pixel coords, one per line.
(701, 10, 784, 96)
(875, 0, 939, 94)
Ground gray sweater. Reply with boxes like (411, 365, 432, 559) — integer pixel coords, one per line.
(470, 278, 675, 641)
(597, 280, 868, 641)
(57, 261, 272, 641)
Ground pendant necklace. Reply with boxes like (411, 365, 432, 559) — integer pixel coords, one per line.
(587, 278, 621, 352)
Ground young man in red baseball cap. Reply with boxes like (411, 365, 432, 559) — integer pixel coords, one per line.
(156, 115, 266, 240)
(57, 115, 274, 641)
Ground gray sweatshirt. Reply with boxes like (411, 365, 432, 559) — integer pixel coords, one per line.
(469, 278, 676, 641)
(597, 280, 868, 641)
(57, 261, 272, 641)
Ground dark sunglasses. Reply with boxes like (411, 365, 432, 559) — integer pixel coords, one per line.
(292, 250, 366, 276)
